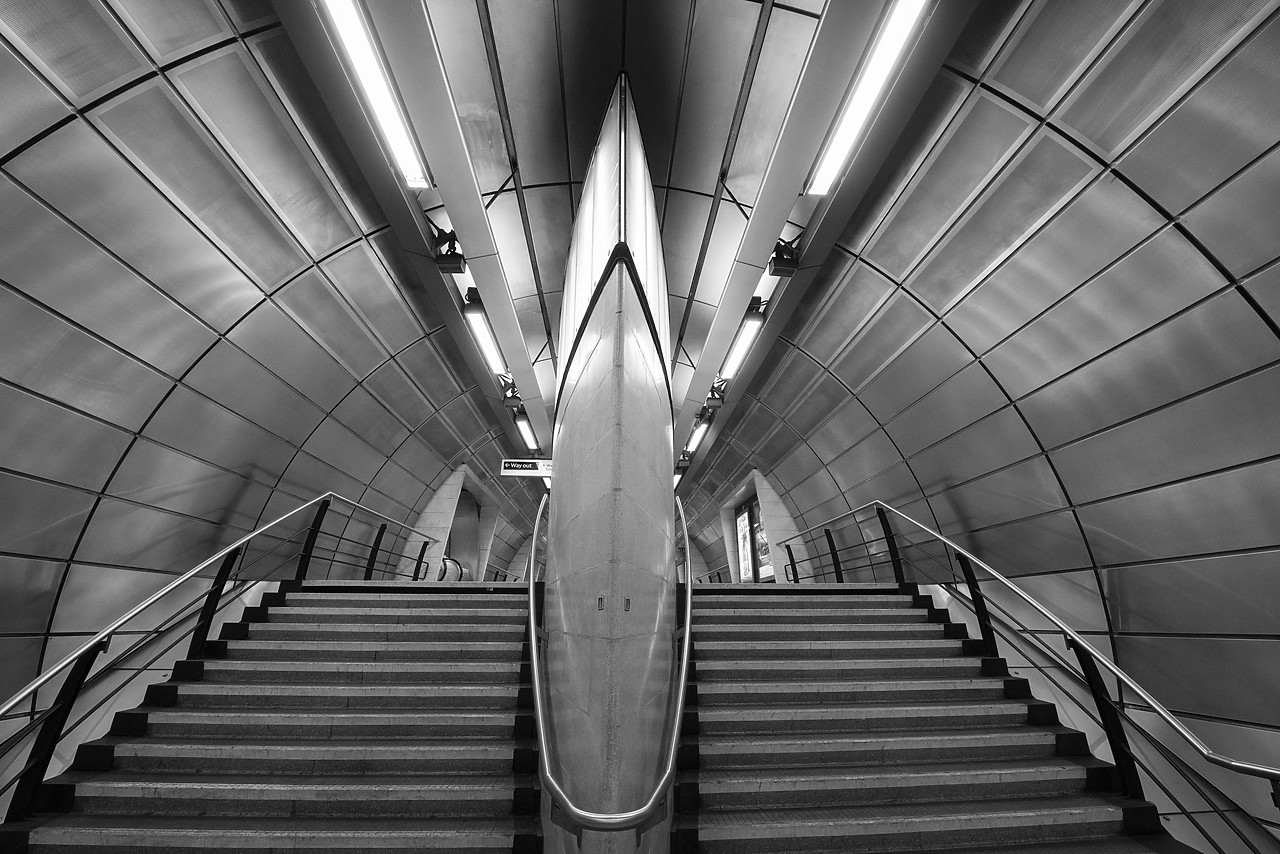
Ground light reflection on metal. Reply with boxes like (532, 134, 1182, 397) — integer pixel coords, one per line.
(719, 297, 766, 381)
(462, 287, 507, 375)
(807, 0, 929, 195)
(319, 0, 431, 189)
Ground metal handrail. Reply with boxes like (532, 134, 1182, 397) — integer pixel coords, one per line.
(526, 495, 694, 832)
(0, 491, 431, 721)
(858, 499, 1280, 784)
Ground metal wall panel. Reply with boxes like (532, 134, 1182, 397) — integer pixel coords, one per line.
(365, 361, 433, 431)
(331, 387, 408, 458)
(228, 301, 353, 409)
(867, 94, 1031, 279)
(0, 174, 216, 375)
(909, 407, 1039, 493)
(826, 429, 899, 493)
(929, 456, 1067, 534)
(802, 399, 879, 465)
(984, 229, 1225, 399)
(0, 37, 70, 157)
(276, 270, 386, 379)
(0, 556, 62, 635)
(1078, 459, 1280, 565)
(859, 324, 971, 421)
(784, 373, 848, 439)
(76, 498, 234, 572)
(1115, 635, 1280, 726)
(885, 363, 1007, 457)
(1103, 550, 1280, 636)
(107, 439, 272, 529)
(303, 419, 385, 485)
(908, 132, 1096, 312)
(0, 471, 96, 558)
(94, 82, 307, 287)
(1184, 145, 1280, 277)
(184, 340, 322, 446)
(794, 262, 894, 366)
(0, 0, 147, 102)
(1051, 365, 1280, 503)
(0, 384, 130, 490)
(951, 510, 1093, 577)
(143, 385, 296, 480)
(1019, 292, 1280, 448)
(947, 174, 1163, 355)
(772, 443, 824, 493)
(830, 293, 931, 391)
(112, 0, 229, 62)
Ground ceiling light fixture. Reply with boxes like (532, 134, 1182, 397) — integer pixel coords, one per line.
(674, 473, 683, 490)
(685, 410, 713, 456)
(435, 229, 466, 274)
(462, 287, 508, 375)
(321, 0, 431, 189)
(513, 407, 539, 453)
(542, 477, 552, 490)
(806, 0, 928, 196)
(719, 297, 766, 381)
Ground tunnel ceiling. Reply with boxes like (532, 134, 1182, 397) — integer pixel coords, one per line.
(3, 0, 1280, 766)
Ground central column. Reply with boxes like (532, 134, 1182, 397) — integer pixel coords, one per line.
(541, 76, 676, 854)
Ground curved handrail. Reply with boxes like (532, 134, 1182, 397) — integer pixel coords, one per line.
(526, 495, 694, 832)
(865, 499, 1280, 784)
(0, 491, 432, 721)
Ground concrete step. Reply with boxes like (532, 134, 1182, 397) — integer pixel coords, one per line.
(26, 814, 537, 852)
(245, 623, 525, 642)
(694, 583, 903, 595)
(691, 727, 1066, 770)
(693, 678, 1008, 706)
(695, 701, 1034, 736)
(692, 594, 915, 609)
(65, 773, 534, 818)
(170, 683, 524, 711)
(264, 607, 526, 625)
(295, 581, 525, 592)
(687, 758, 1097, 809)
(281, 592, 525, 609)
(676, 795, 1131, 853)
(103, 739, 523, 775)
(692, 608, 930, 624)
(199, 660, 522, 685)
(694, 639, 965, 661)
(691, 657, 982, 681)
(141, 710, 525, 739)
(223, 640, 522, 662)
(692, 623, 945, 641)
(869, 838, 1199, 854)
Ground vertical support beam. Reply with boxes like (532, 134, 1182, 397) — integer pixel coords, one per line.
(955, 552, 998, 657)
(412, 541, 428, 581)
(1069, 639, 1146, 800)
(5, 639, 108, 821)
(187, 547, 242, 660)
(876, 506, 906, 586)
(363, 523, 388, 581)
(823, 528, 844, 583)
(784, 544, 798, 583)
(295, 498, 330, 581)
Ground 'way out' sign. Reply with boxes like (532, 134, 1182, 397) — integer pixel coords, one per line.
(501, 459, 553, 477)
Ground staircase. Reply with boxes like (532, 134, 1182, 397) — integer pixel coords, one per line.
(673, 582, 1196, 853)
(20, 580, 539, 853)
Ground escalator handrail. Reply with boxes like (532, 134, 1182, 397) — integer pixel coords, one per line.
(526, 494, 694, 832)
(870, 499, 1280, 784)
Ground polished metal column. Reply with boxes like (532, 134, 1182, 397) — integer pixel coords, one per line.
(542, 76, 676, 854)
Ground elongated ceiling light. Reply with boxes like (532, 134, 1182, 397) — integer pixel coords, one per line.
(513, 409, 539, 452)
(462, 288, 507, 375)
(686, 417, 711, 456)
(719, 297, 766, 380)
(807, 0, 928, 195)
(322, 0, 431, 189)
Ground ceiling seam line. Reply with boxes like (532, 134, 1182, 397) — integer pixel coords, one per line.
(658, 0, 699, 229)
(475, 0, 558, 369)
(672, 0, 775, 361)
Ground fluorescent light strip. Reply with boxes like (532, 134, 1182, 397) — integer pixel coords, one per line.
(542, 477, 552, 490)
(464, 307, 508, 375)
(515, 417, 539, 452)
(719, 312, 766, 380)
(322, 0, 431, 189)
(686, 421, 710, 455)
(807, 0, 928, 195)
(674, 473, 683, 489)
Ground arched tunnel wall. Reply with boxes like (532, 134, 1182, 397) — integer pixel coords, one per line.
(682, 0, 1280, 767)
(0, 2, 538, 708)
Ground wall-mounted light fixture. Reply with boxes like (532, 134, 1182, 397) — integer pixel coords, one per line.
(462, 287, 508, 376)
(513, 406, 539, 453)
(685, 409, 713, 456)
(719, 297, 766, 381)
(435, 229, 466, 274)
(766, 238, 799, 278)
(320, 0, 431, 190)
(542, 477, 552, 490)
(806, 0, 928, 196)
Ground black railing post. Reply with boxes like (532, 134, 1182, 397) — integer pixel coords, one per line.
(295, 498, 330, 581)
(412, 540, 428, 581)
(955, 552, 998, 657)
(363, 523, 388, 580)
(187, 546, 242, 660)
(875, 506, 906, 586)
(823, 528, 844, 583)
(1069, 638, 1146, 800)
(784, 544, 798, 583)
(5, 638, 109, 821)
